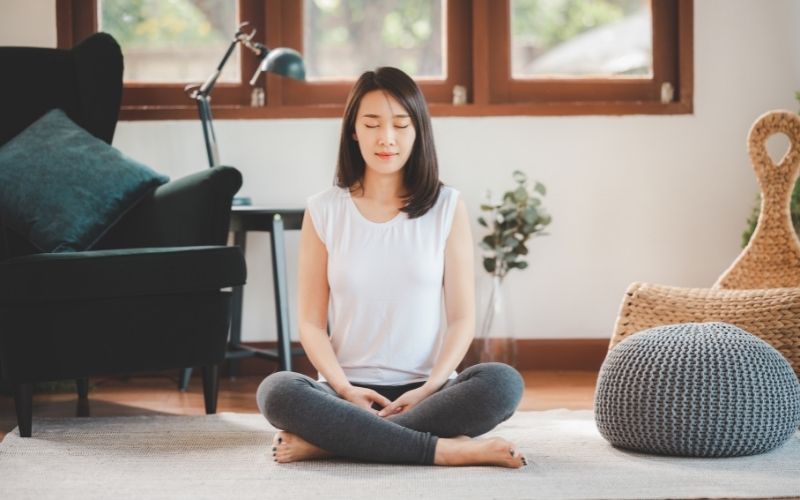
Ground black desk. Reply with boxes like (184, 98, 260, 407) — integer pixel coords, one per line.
(227, 207, 305, 373)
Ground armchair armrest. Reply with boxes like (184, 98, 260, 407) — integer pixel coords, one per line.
(97, 166, 242, 249)
(0, 245, 246, 303)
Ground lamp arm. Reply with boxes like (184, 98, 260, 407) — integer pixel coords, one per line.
(192, 28, 249, 167)
(197, 38, 239, 97)
(195, 94, 220, 167)
(187, 22, 285, 170)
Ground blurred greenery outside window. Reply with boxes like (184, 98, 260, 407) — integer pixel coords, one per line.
(511, 0, 652, 78)
(99, 0, 652, 82)
(59, 0, 689, 117)
(98, 0, 240, 83)
(303, 0, 444, 80)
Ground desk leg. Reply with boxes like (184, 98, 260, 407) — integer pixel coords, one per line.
(229, 230, 248, 377)
(270, 215, 293, 371)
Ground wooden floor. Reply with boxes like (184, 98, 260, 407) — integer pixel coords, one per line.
(0, 370, 598, 440)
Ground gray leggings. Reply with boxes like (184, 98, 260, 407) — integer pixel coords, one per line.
(256, 362, 523, 465)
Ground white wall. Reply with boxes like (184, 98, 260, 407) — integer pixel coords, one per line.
(3, 1, 800, 341)
(0, 0, 55, 47)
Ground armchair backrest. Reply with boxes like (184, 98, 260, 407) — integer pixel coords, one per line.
(0, 32, 123, 147)
(0, 33, 123, 261)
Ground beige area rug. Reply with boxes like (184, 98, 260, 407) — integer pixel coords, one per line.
(0, 410, 798, 500)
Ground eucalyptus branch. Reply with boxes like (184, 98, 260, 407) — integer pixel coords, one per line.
(478, 170, 552, 280)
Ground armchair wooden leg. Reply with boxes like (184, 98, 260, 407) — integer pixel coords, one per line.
(178, 368, 193, 391)
(13, 383, 33, 438)
(76, 378, 89, 399)
(201, 365, 219, 415)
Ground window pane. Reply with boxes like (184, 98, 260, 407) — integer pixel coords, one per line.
(98, 0, 240, 83)
(303, 0, 444, 80)
(511, 0, 652, 78)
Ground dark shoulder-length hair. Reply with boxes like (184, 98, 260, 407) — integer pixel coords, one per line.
(336, 66, 442, 219)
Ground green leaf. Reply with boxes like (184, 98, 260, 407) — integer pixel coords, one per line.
(496, 222, 511, 233)
(500, 228, 516, 239)
(483, 257, 496, 273)
(482, 235, 496, 248)
(514, 186, 528, 203)
(539, 214, 552, 226)
(512, 170, 527, 185)
(523, 206, 538, 224)
(499, 205, 517, 216)
(479, 241, 493, 251)
(503, 236, 519, 248)
(477, 216, 488, 227)
(517, 243, 528, 255)
(533, 182, 546, 196)
(479, 204, 496, 212)
(516, 261, 529, 269)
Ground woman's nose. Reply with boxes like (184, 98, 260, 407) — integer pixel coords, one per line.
(378, 127, 396, 146)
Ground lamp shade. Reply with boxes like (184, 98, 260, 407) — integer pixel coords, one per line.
(261, 48, 306, 80)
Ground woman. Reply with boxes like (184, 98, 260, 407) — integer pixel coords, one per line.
(256, 67, 526, 468)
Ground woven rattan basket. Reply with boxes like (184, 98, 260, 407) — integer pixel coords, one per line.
(611, 110, 800, 377)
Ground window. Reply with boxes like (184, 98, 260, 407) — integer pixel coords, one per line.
(56, 0, 692, 119)
(511, 0, 653, 78)
(476, 0, 691, 115)
(101, 0, 241, 83)
(58, 0, 263, 117)
(303, 1, 445, 79)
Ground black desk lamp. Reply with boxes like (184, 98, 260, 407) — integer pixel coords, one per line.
(186, 22, 305, 171)
(177, 25, 305, 390)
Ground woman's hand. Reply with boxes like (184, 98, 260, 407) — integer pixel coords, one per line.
(340, 386, 392, 414)
(377, 386, 432, 417)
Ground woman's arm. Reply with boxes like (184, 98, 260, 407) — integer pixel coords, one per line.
(298, 210, 390, 412)
(378, 198, 475, 416)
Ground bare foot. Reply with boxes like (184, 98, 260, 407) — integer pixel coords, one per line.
(271, 431, 333, 463)
(434, 437, 527, 468)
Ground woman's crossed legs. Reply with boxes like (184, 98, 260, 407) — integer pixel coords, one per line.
(255, 363, 525, 467)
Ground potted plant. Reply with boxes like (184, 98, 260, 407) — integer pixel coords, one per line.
(475, 170, 552, 366)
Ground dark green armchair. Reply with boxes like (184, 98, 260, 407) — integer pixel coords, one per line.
(0, 33, 247, 437)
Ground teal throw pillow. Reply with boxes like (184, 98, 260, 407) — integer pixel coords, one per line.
(0, 109, 169, 252)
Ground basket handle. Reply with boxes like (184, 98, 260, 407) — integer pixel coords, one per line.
(715, 110, 800, 289)
(748, 110, 800, 189)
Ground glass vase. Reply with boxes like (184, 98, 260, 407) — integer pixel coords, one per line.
(477, 275, 516, 366)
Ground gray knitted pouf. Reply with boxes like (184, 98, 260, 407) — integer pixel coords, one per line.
(595, 322, 800, 457)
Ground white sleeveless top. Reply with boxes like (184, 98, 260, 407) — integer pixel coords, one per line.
(307, 185, 460, 385)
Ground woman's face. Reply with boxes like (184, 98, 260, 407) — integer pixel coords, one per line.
(353, 90, 416, 177)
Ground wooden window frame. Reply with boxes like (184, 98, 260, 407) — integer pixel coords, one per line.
(58, 0, 263, 117)
(471, 0, 693, 116)
(269, 0, 472, 109)
(56, 0, 692, 120)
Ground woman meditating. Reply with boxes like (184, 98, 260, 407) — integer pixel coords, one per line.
(256, 67, 526, 468)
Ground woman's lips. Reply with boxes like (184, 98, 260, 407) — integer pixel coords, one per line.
(376, 152, 398, 160)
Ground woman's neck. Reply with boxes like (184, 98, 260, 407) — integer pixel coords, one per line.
(356, 170, 405, 202)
